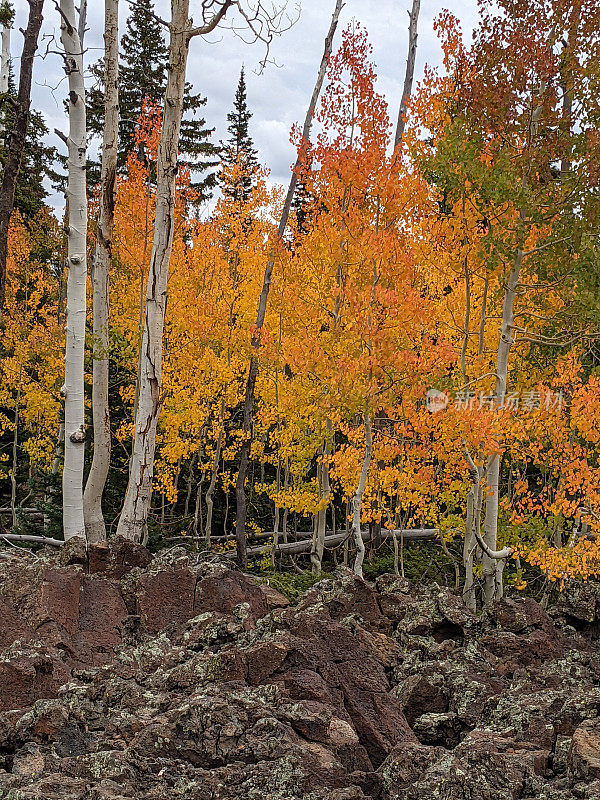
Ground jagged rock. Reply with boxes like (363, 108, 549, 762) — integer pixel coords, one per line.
(1, 541, 600, 798)
(571, 721, 600, 780)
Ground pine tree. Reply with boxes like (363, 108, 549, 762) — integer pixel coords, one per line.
(220, 67, 259, 204)
(88, 0, 218, 199)
(0, 63, 58, 219)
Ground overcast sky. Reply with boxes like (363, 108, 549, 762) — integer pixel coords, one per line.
(10, 0, 479, 211)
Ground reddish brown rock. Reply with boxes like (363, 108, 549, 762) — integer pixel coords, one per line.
(571, 720, 600, 779)
(136, 566, 196, 634)
(74, 577, 127, 664)
(0, 652, 70, 712)
(246, 640, 289, 684)
(193, 568, 271, 624)
(87, 536, 152, 579)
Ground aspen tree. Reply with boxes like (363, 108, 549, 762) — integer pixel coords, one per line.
(118, 0, 286, 542)
(394, 0, 420, 148)
(235, 0, 344, 566)
(59, 0, 87, 540)
(83, 0, 119, 543)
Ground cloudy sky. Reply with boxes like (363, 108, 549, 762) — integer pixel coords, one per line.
(10, 0, 479, 210)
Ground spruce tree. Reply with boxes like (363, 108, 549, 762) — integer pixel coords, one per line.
(88, 0, 218, 199)
(0, 62, 58, 218)
(220, 67, 259, 204)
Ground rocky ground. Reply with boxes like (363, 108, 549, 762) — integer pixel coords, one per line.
(0, 539, 600, 798)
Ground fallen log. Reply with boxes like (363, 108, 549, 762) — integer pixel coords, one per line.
(224, 528, 439, 558)
(1, 533, 64, 547)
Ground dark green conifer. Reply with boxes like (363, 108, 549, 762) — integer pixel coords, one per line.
(88, 0, 218, 199)
(0, 61, 57, 218)
(220, 67, 259, 204)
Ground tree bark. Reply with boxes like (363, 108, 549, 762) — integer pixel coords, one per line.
(59, 0, 87, 541)
(481, 84, 545, 604)
(351, 412, 372, 577)
(394, 0, 420, 149)
(0, 0, 44, 317)
(205, 408, 224, 546)
(481, 241, 523, 604)
(10, 382, 20, 529)
(117, 0, 232, 542)
(235, 0, 344, 566)
(0, 18, 9, 93)
(310, 437, 330, 573)
(461, 443, 479, 611)
(83, 0, 119, 543)
(0, 12, 10, 144)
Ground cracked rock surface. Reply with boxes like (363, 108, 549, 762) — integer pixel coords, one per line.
(1, 539, 600, 799)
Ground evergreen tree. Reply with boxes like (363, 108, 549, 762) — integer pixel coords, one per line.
(220, 67, 259, 204)
(0, 63, 58, 219)
(88, 0, 218, 199)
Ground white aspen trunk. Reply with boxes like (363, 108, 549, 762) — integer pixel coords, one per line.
(0, 20, 9, 94)
(310, 443, 329, 574)
(460, 255, 470, 386)
(481, 85, 545, 604)
(205, 413, 224, 546)
(10, 383, 20, 529)
(272, 456, 281, 567)
(0, 13, 10, 148)
(83, 0, 118, 543)
(481, 245, 522, 603)
(116, 0, 190, 542)
(282, 458, 290, 544)
(310, 425, 332, 573)
(77, 0, 87, 45)
(461, 443, 479, 612)
(59, 0, 87, 541)
(117, 0, 230, 541)
(351, 412, 372, 578)
(394, 0, 420, 149)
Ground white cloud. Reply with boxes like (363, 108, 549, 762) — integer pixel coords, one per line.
(10, 0, 479, 212)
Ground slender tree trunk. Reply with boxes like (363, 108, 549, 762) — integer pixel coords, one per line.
(478, 277, 488, 356)
(83, 0, 118, 543)
(205, 410, 224, 546)
(193, 476, 203, 541)
(394, 0, 420, 149)
(481, 243, 523, 604)
(343, 500, 350, 566)
(183, 452, 196, 517)
(481, 85, 545, 604)
(310, 438, 330, 574)
(235, 0, 343, 566)
(0, 18, 9, 94)
(351, 412, 372, 578)
(0, 15, 10, 145)
(282, 458, 289, 544)
(59, 0, 87, 541)
(460, 256, 470, 386)
(462, 443, 479, 612)
(10, 383, 20, 529)
(77, 0, 87, 44)
(117, 0, 231, 541)
(117, 0, 191, 541)
(0, 0, 44, 317)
